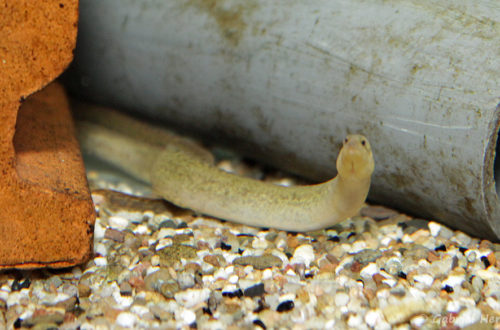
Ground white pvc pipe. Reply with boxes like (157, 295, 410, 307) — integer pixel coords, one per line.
(69, 0, 500, 240)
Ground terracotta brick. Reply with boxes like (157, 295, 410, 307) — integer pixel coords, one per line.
(0, 0, 96, 268)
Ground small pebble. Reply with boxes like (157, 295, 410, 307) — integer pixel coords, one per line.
(276, 300, 294, 312)
(455, 232, 472, 246)
(108, 216, 130, 230)
(104, 228, 125, 242)
(116, 312, 137, 328)
(179, 308, 196, 326)
(243, 283, 265, 297)
(290, 245, 315, 267)
(233, 254, 282, 270)
(120, 282, 133, 296)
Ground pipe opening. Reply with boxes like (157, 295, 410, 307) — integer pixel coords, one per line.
(495, 129, 500, 195)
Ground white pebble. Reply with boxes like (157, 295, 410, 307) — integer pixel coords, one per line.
(347, 314, 363, 328)
(93, 243, 108, 256)
(113, 290, 133, 308)
(428, 222, 441, 236)
(133, 224, 149, 235)
(376, 289, 390, 300)
(408, 287, 427, 299)
(213, 268, 229, 280)
(291, 245, 315, 267)
(413, 274, 434, 287)
(179, 308, 196, 325)
(130, 305, 150, 316)
(202, 275, 214, 285)
(222, 284, 238, 295)
(324, 320, 336, 328)
(279, 293, 296, 302)
(351, 241, 367, 253)
(360, 263, 379, 279)
(447, 300, 461, 313)
(157, 228, 175, 240)
(454, 232, 472, 246)
(382, 278, 397, 288)
(252, 237, 269, 249)
(334, 292, 350, 307)
(262, 269, 273, 280)
(174, 288, 211, 308)
(454, 307, 481, 328)
(93, 221, 106, 239)
(116, 312, 137, 328)
(410, 315, 427, 328)
(94, 257, 108, 267)
(225, 266, 234, 275)
(401, 234, 414, 243)
(108, 216, 129, 230)
(156, 238, 173, 251)
(442, 274, 465, 287)
(486, 297, 500, 311)
(228, 275, 239, 284)
(476, 269, 500, 281)
(364, 309, 383, 328)
(382, 298, 427, 325)
(380, 237, 393, 246)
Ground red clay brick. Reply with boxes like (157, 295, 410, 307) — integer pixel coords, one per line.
(0, 0, 96, 268)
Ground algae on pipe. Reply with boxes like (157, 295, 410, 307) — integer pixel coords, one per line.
(76, 105, 374, 231)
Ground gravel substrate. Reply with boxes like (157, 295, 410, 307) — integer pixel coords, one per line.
(1, 156, 499, 329)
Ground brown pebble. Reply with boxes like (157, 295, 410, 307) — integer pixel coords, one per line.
(129, 276, 145, 290)
(372, 273, 385, 286)
(104, 228, 125, 243)
(184, 262, 202, 273)
(486, 252, 496, 267)
(319, 263, 336, 274)
(222, 301, 241, 314)
(78, 283, 91, 298)
(326, 254, 340, 266)
(427, 250, 440, 262)
(296, 287, 310, 304)
(233, 265, 246, 278)
(232, 254, 282, 270)
(287, 236, 300, 249)
(274, 275, 288, 288)
(173, 234, 192, 244)
(478, 240, 493, 250)
(103, 305, 121, 320)
(350, 261, 362, 273)
(120, 282, 133, 296)
(197, 241, 210, 250)
(363, 288, 376, 301)
(204, 255, 221, 267)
